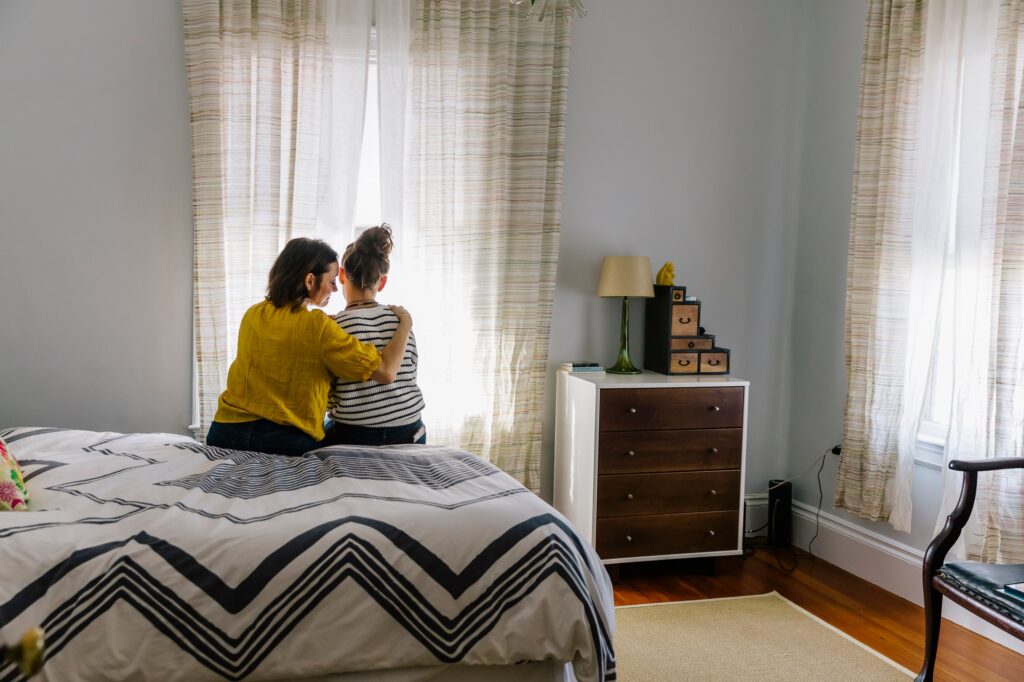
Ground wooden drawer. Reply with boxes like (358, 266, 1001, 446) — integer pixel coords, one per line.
(597, 511, 739, 559)
(671, 335, 715, 351)
(597, 470, 740, 517)
(599, 386, 744, 431)
(670, 304, 700, 336)
(598, 429, 742, 474)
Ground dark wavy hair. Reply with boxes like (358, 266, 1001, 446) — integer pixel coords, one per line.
(342, 225, 393, 291)
(266, 237, 339, 310)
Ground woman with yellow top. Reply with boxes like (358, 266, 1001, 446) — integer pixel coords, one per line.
(206, 237, 412, 456)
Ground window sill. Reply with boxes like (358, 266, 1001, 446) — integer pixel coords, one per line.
(914, 432, 945, 470)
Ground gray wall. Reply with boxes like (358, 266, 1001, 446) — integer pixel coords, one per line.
(546, 0, 807, 500)
(0, 0, 193, 434)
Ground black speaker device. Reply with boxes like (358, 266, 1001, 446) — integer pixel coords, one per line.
(768, 479, 792, 548)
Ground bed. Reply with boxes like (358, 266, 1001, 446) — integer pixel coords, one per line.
(0, 427, 615, 682)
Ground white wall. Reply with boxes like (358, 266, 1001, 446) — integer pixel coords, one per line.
(0, 0, 193, 434)
(546, 0, 807, 500)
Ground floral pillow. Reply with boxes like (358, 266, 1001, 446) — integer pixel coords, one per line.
(0, 436, 29, 511)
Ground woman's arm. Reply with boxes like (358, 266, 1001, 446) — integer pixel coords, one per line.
(370, 305, 412, 384)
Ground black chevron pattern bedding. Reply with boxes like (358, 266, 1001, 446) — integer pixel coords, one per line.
(0, 428, 615, 681)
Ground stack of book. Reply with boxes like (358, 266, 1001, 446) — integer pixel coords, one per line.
(560, 361, 605, 374)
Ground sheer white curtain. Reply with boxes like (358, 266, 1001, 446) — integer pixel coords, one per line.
(939, 0, 1024, 562)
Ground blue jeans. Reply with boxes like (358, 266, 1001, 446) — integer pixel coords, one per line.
(206, 419, 320, 456)
(323, 419, 426, 446)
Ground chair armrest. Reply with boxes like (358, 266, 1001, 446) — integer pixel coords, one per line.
(950, 457, 1024, 472)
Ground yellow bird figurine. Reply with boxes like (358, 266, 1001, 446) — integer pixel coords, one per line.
(655, 261, 675, 286)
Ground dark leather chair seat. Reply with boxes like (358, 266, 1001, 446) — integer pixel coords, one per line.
(937, 562, 1024, 626)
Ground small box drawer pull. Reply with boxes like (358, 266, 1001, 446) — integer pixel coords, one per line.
(629, 407, 637, 414)
(687, 341, 696, 348)
(625, 535, 633, 542)
(626, 493, 635, 500)
(709, 447, 719, 454)
(709, 405, 721, 412)
(678, 316, 692, 324)
(707, 530, 716, 537)
(627, 450, 636, 457)
(677, 359, 691, 367)
(708, 359, 721, 367)
(673, 292, 683, 300)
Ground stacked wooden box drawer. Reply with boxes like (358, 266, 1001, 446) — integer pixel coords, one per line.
(644, 285, 731, 375)
(593, 384, 745, 559)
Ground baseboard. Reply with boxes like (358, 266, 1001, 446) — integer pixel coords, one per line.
(744, 495, 1024, 656)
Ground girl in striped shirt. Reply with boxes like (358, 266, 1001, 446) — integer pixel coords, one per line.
(324, 225, 426, 446)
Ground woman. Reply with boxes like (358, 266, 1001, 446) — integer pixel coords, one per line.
(206, 237, 412, 456)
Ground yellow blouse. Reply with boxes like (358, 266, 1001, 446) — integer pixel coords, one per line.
(214, 300, 382, 440)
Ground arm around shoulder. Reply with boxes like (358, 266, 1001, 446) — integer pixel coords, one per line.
(371, 305, 412, 384)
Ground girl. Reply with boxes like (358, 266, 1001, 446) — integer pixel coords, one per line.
(325, 226, 426, 445)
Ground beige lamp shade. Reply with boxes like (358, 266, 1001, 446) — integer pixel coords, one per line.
(597, 256, 655, 298)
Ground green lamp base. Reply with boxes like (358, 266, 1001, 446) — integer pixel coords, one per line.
(606, 296, 644, 375)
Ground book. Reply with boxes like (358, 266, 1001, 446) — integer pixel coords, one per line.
(560, 361, 605, 373)
(1004, 581, 1024, 599)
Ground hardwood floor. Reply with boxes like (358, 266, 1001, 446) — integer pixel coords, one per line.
(611, 545, 1023, 681)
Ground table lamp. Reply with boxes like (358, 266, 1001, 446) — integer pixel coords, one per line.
(597, 256, 654, 374)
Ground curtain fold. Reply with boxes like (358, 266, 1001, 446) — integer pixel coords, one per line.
(396, 0, 571, 490)
(183, 0, 329, 438)
(835, 0, 929, 528)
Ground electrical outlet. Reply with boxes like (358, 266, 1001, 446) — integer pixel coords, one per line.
(831, 444, 842, 456)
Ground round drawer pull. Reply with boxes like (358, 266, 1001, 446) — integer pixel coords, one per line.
(707, 530, 716, 537)
(626, 493, 635, 500)
(687, 341, 696, 348)
(627, 450, 636, 457)
(625, 535, 633, 542)
(678, 316, 692, 324)
(674, 293, 682, 300)
(710, 405, 721, 412)
(677, 359, 691, 367)
(709, 447, 719, 454)
(709, 489, 718, 496)
(629, 407, 637, 414)
(709, 359, 721, 367)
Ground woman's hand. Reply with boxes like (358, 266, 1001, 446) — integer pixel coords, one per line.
(371, 305, 413, 384)
(387, 305, 412, 327)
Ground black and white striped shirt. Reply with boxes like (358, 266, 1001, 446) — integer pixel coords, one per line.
(328, 304, 425, 427)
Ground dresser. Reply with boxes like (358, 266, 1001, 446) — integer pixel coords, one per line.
(553, 371, 749, 565)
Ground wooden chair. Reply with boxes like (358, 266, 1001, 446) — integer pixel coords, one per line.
(917, 458, 1024, 681)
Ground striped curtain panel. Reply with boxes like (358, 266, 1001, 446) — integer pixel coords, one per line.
(182, 0, 329, 437)
(835, 0, 929, 528)
(396, 0, 571, 490)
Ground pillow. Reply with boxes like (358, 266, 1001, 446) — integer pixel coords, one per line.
(0, 436, 29, 511)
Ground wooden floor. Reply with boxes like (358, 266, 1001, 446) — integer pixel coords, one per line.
(611, 545, 1023, 681)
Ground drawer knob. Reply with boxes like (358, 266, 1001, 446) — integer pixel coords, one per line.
(627, 493, 635, 500)
(710, 405, 721, 412)
(627, 450, 636, 457)
(687, 341, 695, 348)
(677, 359, 691, 367)
(709, 359, 721, 367)
(709, 489, 718, 496)
(629, 407, 637, 414)
(709, 447, 719, 454)
(707, 530, 716, 537)
(678, 316, 692, 324)
(625, 535, 633, 542)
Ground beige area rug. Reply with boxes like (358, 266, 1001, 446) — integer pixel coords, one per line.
(614, 592, 914, 681)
